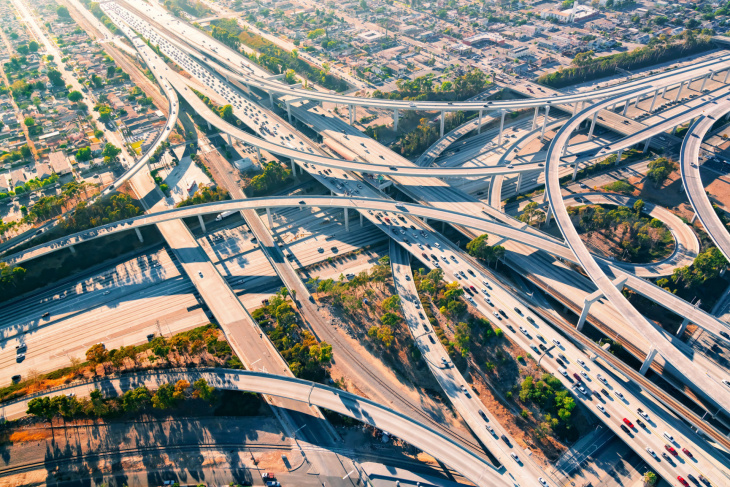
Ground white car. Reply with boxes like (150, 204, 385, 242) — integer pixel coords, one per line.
(510, 452, 520, 462)
(519, 327, 529, 336)
(596, 404, 606, 414)
(614, 391, 625, 400)
(552, 339, 562, 347)
(539, 478, 549, 487)
(493, 311, 501, 320)
(597, 374, 608, 385)
(646, 447, 656, 458)
(577, 359, 586, 368)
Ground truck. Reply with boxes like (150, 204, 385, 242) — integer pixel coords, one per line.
(215, 210, 237, 221)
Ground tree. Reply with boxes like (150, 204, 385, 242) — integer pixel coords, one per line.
(466, 234, 506, 266)
(102, 142, 121, 164)
(380, 312, 400, 329)
(454, 322, 471, 357)
(572, 50, 595, 66)
(28, 41, 39, 53)
(647, 157, 676, 185)
(376, 325, 394, 347)
(633, 199, 644, 215)
(172, 379, 190, 401)
(24, 117, 35, 127)
(20, 145, 31, 159)
(381, 295, 401, 312)
(75, 147, 92, 162)
(643, 471, 658, 486)
(47, 69, 64, 87)
(152, 383, 177, 409)
(122, 386, 151, 412)
(86, 343, 108, 364)
(307, 28, 326, 39)
(57, 5, 70, 17)
(193, 378, 216, 402)
(98, 105, 112, 121)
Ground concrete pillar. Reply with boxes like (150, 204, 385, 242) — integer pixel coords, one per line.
(360, 212, 363, 227)
(677, 317, 690, 336)
(615, 148, 623, 165)
(622, 100, 630, 117)
(286, 101, 292, 124)
(497, 110, 506, 146)
(577, 298, 594, 331)
(572, 161, 580, 181)
(675, 81, 684, 102)
(588, 111, 598, 139)
(690, 212, 697, 224)
(290, 159, 296, 176)
(661, 86, 667, 98)
(269, 91, 273, 106)
(69, 244, 76, 254)
(643, 137, 652, 153)
(478, 110, 483, 134)
(700, 72, 712, 92)
(516, 172, 522, 193)
(198, 214, 206, 232)
(540, 106, 550, 139)
(207, 120, 211, 131)
(649, 89, 659, 112)
(135, 227, 144, 242)
(266, 207, 273, 228)
(572, 101, 579, 115)
(440, 110, 445, 138)
(545, 205, 553, 226)
(394, 108, 399, 132)
(725, 69, 730, 84)
(639, 347, 657, 375)
(349, 104, 354, 125)
(256, 146, 262, 162)
(344, 207, 349, 232)
(227, 133, 233, 146)
(531, 106, 539, 131)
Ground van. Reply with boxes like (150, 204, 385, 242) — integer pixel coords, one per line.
(663, 432, 675, 443)
(559, 368, 569, 377)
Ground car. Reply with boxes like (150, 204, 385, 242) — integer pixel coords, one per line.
(620, 424, 630, 434)
(623, 418, 633, 428)
(576, 385, 589, 395)
(614, 391, 624, 400)
(662, 452, 672, 461)
(501, 434, 511, 445)
(538, 479, 549, 487)
(11, 375, 21, 383)
(460, 385, 471, 398)
(519, 326, 529, 336)
(478, 410, 488, 421)
(510, 452, 520, 463)
(577, 359, 586, 367)
(677, 477, 689, 487)
(493, 311, 501, 320)
(556, 358, 564, 367)
(428, 335, 436, 344)
(646, 447, 656, 458)
(681, 448, 693, 458)
(526, 316, 535, 325)
(163, 481, 177, 486)
(663, 431, 675, 443)
(552, 339, 562, 348)
(636, 418, 645, 428)
(665, 444, 677, 456)
(266, 482, 281, 487)
(486, 424, 496, 435)
(597, 374, 608, 385)
(601, 388, 610, 397)
(573, 373, 582, 382)
(596, 404, 606, 414)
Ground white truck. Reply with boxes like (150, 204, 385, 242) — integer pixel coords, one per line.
(215, 210, 237, 221)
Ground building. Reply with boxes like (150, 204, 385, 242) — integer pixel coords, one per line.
(10, 168, 26, 188)
(48, 150, 72, 175)
(357, 30, 385, 44)
(463, 32, 505, 46)
(511, 46, 530, 59)
(36, 163, 53, 180)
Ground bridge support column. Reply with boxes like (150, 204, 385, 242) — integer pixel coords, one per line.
(622, 99, 630, 116)
(615, 148, 623, 165)
(516, 172, 522, 193)
(661, 86, 667, 98)
(497, 110, 506, 146)
(349, 104, 354, 125)
(344, 207, 349, 232)
(440, 110, 445, 138)
(531, 106, 539, 131)
(135, 228, 144, 243)
(286, 101, 292, 124)
(588, 111, 598, 139)
(690, 212, 697, 224)
(545, 205, 553, 226)
(700, 71, 713, 92)
(256, 147, 262, 162)
(266, 207, 273, 228)
(649, 89, 659, 112)
(577, 297, 594, 332)
(572, 161, 580, 181)
(269, 91, 273, 107)
(725, 69, 730, 84)
(540, 106, 550, 140)
(675, 81, 685, 102)
(478, 110, 483, 134)
(360, 212, 363, 227)
(207, 120, 211, 131)
(227, 133, 233, 146)
(290, 159, 296, 176)
(639, 347, 657, 375)
(643, 137, 652, 153)
(393, 108, 399, 132)
(198, 214, 206, 233)
(69, 244, 76, 254)
(677, 317, 690, 336)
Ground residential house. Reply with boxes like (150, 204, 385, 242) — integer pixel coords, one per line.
(49, 150, 72, 175)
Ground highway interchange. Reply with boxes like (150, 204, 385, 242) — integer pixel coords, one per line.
(2, 1, 730, 486)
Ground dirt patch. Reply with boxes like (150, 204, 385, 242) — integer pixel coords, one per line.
(703, 171, 730, 211)
(8, 430, 52, 443)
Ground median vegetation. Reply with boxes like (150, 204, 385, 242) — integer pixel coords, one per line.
(176, 186, 230, 208)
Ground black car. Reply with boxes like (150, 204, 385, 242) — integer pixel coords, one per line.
(601, 389, 610, 397)
(11, 375, 21, 383)
(620, 424, 630, 434)
(556, 358, 565, 367)
(478, 410, 488, 422)
(428, 335, 436, 344)
(636, 418, 646, 428)
(501, 434, 511, 446)
(539, 344, 547, 351)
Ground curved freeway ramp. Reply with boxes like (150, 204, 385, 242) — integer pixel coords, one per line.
(546, 88, 730, 415)
(681, 104, 730, 262)
(0, 369, 507, 487)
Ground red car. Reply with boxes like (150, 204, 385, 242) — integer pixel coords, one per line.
(573, 373, 583, 382)
(677, 476, 689, 487)
(665, 444, 678, 456)
(681, 447, 693, 458)
(623, 418, 633, 428)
